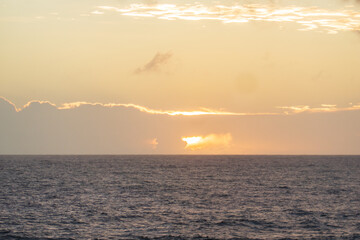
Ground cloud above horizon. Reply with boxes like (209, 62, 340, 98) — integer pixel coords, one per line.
(97, 3, 360, 34)
(1, 96, 360, 117)
(0, 96, 275, 116)
(134, 52, 173, 74)
(278, 104, 360, 114)
(1, 96, 360, 154)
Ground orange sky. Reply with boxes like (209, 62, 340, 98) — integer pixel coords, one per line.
(1, 0, 360, 154)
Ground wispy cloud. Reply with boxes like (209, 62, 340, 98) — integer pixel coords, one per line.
(91, 10, 104, 15)
(22, 100, 57, 109)
(98, 3, 360, 33)
(134, 52, 172, 74)
(1, 97, 360, 117)
(0, 96, 20, 112)
(57, 101, 259, 116)
(0, 96, 274, 116)
(278, 104, 360, 114)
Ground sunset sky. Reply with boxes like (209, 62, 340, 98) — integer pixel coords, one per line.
(1, 0, 360, 154)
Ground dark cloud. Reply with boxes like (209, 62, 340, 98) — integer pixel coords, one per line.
(1, 97, 360, 154)
(134, 52, 172, 74)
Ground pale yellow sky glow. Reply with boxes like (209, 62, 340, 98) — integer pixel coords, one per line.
(1, 0, 360, 154)
(98, 3, 360, 33)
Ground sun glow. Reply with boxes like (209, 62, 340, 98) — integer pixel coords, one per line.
(149, 138, 158, 149)
(182, 133, 232, 150)
(182, 136, 203, 146)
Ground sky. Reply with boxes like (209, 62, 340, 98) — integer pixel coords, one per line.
(1, 0, 360, 154)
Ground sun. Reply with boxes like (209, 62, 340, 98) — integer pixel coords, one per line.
(182, 136, 203, 145)
(181, 133, 232, 150)
(182, 136, 204, 150)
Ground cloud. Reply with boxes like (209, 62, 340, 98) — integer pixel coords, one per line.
(0, 96, 18, 112)
(57, 102, 268, 116)
(278, 104, 360, 114)
(134, 52, 172, 74)
(91, 10, 104, 15)
(98, 3, 360, 34)
(1, 97, 360, 117)
(22, 100, 57, 110)
(149, 138, 158, 149)
(0, 96, 276, 116)
(1, 97, 360, 154)
(0, 97, 58, 112)
(182, 133, 232, 150)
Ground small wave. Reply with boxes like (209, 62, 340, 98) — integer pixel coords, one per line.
(0, 230, 74, 240)
(216, 218, 275, 228)
(288, 209, 313, 216)
(133, 235, 255, 240)
(326, 188, 346, 195)
(300, 218, 321, 230)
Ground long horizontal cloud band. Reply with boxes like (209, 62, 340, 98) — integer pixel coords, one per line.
(96, 4, 360, 34)
(1, 97, 359, 116)
(1, 96, 360, 154)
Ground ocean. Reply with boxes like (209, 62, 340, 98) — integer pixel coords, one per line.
(0, 155, 359, 240)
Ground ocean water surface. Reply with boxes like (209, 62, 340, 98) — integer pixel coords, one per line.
(0, 155, 359, 239)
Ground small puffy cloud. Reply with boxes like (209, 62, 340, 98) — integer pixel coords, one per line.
(182, 133, 232, 150)
(149, 138, 158, 149)
(134, 52, 172, 74)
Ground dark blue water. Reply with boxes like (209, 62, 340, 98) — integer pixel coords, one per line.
(0, 155, 359, 239)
